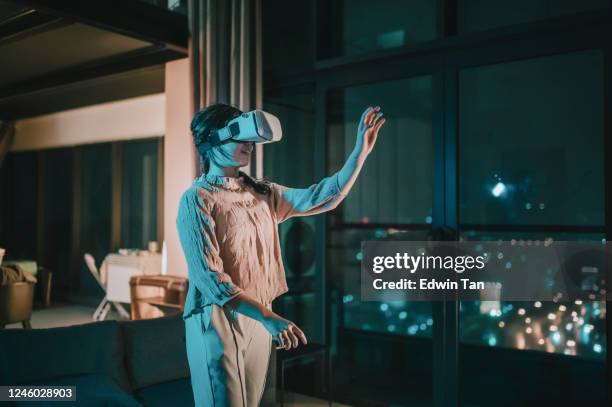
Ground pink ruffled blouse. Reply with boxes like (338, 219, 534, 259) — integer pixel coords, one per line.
(176, 173, 346, 319)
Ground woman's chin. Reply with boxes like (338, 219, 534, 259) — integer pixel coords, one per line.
(238, 157, 251, 167)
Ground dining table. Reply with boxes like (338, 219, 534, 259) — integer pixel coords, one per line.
(100, 251, 162, 306)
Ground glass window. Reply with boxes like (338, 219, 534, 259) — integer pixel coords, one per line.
(326, 76, 435, 406)
(328, 76, 434, 225)
(319, 0, 437, 58)
(458, 231, 606, 405)
(120, 139, 160, 250)
(459, 50, 604, 226)
(263, 89, 320, 340)
(262, 0, 315, 72)
(458, 0, 608, 33)
(329, 228, 434, 337)
(327, 227, 434, 405)
(138, 0, 187, 15)
(459, 231, 606, 359)
(263, 91, 315, 186)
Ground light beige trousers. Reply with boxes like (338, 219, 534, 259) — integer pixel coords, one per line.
(185, 304, 272, 407)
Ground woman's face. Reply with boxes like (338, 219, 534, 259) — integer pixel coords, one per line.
(212, 140, 254, 168)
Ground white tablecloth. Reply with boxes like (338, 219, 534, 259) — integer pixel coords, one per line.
(101, 253, 161, 303)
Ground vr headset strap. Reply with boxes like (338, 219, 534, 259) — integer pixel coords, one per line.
(210, 127, 232, 144)
(197, 127, 233, 155)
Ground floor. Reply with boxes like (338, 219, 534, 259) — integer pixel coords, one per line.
(4, 301, 351, 406)
(280, 392, 350, 407)
(4, 300, 123, 329)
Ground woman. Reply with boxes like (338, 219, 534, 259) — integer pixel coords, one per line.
(176, 103, 385, 406)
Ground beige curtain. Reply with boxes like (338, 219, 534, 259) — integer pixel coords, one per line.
(189, 0, 263, 177)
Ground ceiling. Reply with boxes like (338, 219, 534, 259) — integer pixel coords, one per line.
(0, 0, 189, 120)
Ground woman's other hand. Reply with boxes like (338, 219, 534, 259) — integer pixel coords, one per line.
(355, 106, 386, 159)
(262, 311, 308, 350)
(224, 292, 308, 350)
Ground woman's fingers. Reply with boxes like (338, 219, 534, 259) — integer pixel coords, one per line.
(373, 117, 386, 133)
(370, 112, 384, 128)
(281, 330, 292, 350)
(276, 332, 285, 349)
(292, 325, 308, 345)
(365, 106, 381, 127)
(360, 107, 374, 128)
(364, 108, 376, 126)
(287, 328, 299, 348)
(274, 326, 308, 350)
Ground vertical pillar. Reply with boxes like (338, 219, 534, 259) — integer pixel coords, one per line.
(164, 58, 196, 278)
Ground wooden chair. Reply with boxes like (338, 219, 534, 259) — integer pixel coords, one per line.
(84, 253, 130, 321)
(129, 275, 188, 320)
(0, 281, 35, 329)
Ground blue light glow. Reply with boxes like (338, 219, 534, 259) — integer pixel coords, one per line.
(491, 182, 506, 197)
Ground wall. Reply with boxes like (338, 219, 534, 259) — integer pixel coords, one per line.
(11, 94, 165, 151)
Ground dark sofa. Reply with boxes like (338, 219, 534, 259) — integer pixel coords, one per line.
(0, 314, 194, 406)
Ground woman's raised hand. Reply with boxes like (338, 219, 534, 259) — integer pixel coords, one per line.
(355, 106, 386, 159)
(262, 311, 308, 350)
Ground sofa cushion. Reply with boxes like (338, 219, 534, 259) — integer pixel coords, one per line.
(134, 377, 194, 407)
(14, 374, 142, 407)
(0, 320, 130, 393)
(119, 314, 189, 390)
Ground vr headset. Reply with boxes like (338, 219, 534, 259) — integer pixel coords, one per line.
(198, 110, 283, 154)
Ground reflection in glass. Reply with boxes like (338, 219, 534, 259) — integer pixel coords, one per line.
(263, 89, 320, 340)
(459, 231, 606, 360)
(458, 0, 608, 33)
(328, 76, 434, 225)
(329, 228, 434, 338)
(327, 228, 433, 405)
(262, 0, 315, 71)
(459, 50, 604, 226)
(326, 76, 435, 404)
(263, 91, 315, 186)
(319, 0, 437, 58)
(137, 0, 187, 15)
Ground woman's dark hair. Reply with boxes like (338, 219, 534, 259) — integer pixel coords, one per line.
(191, 103, 270, 195)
